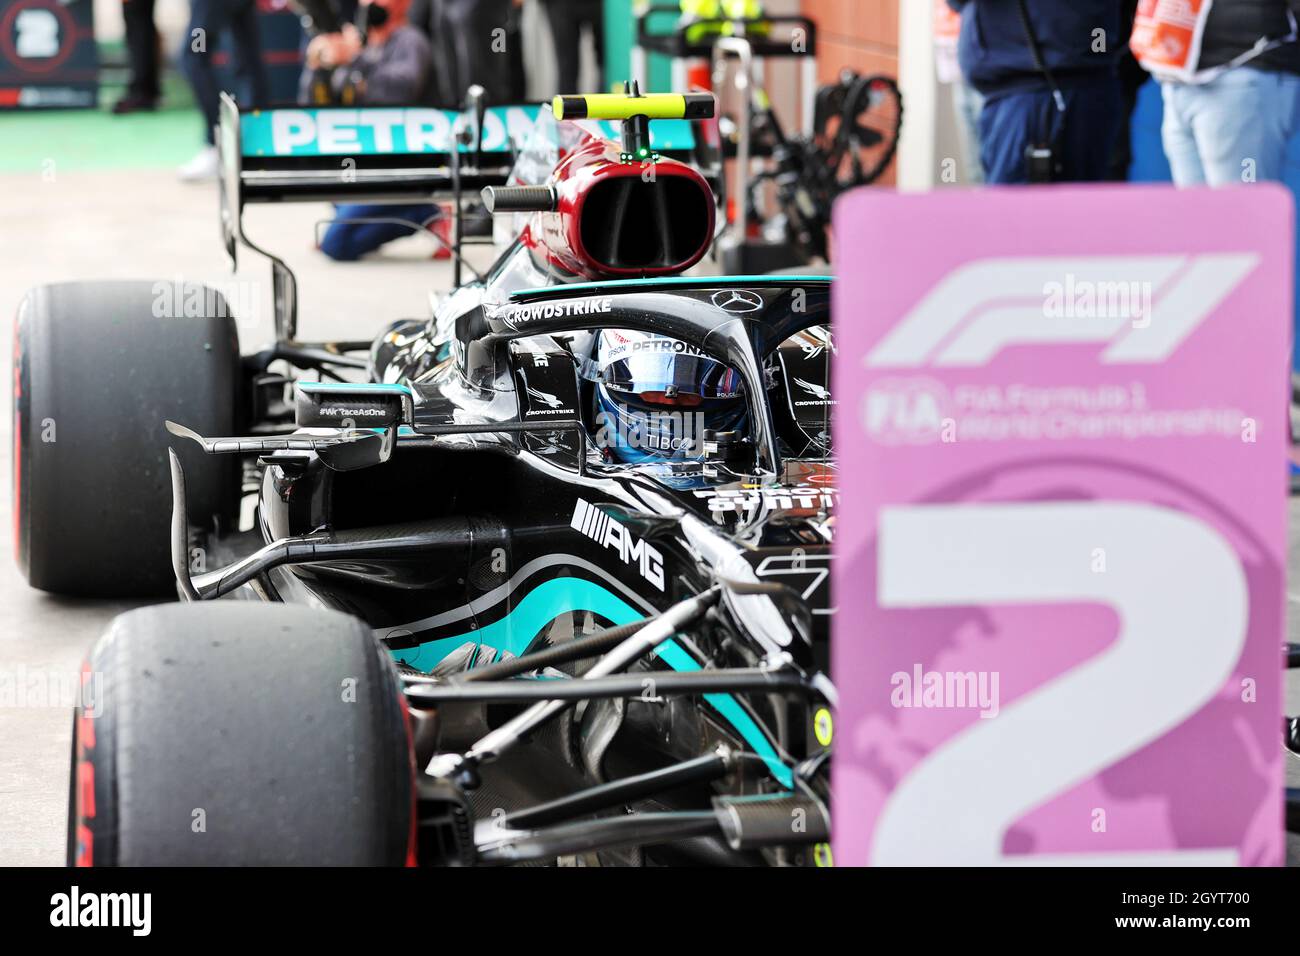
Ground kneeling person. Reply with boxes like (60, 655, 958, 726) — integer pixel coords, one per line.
(309, 0, 439, 260)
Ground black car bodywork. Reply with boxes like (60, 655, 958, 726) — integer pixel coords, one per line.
(104, 93, 842, 864)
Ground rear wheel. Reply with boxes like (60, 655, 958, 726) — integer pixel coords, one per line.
(13, 280, 241, 596)
(68, 602, 415, 866)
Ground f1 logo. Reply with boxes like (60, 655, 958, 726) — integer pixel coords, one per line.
(864, 254, 1259, 368)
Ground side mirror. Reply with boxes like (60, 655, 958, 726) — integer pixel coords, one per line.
(295, 382, 412, 430)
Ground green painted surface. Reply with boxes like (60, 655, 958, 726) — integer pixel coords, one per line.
(605, 0, 674, 93)
(0, 107, 204, 173)
(0, 44, 201, 174)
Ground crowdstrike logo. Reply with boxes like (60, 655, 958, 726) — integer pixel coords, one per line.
(526, 386, 563, 409)
(503, 298, 614, 329)
(864, 253, 1259, 368)
(518, 370, 568, 415)
(793, 377, 834, 406)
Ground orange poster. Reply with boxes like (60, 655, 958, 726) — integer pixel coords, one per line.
(1130, 0, 1213, 81)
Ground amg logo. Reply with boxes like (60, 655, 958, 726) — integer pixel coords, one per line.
(571, 499, 664, 591)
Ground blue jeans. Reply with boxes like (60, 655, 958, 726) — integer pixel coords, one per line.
(180, 0, 268, 145)
(952, 79, 985, 184)
(319, 204, 441, 261)
(1161, 67, 1300, 186)
(978, 77, 1124, 184)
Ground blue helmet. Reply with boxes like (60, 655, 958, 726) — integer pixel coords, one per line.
(591, 330, 747, 464)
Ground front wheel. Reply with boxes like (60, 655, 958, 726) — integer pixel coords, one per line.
(68, 602, 415, 866)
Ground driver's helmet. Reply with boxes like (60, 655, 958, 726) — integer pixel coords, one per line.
(590, 329, 746, 464)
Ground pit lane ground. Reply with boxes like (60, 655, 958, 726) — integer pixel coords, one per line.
(0, 163, 1296, 866)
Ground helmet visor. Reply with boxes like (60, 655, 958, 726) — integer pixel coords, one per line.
(597, 330, 744, 403)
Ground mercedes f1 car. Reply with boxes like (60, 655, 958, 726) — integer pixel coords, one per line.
(16, 89, 839, 866)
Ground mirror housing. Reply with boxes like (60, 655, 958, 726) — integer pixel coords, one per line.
(295, 382, 413, 430)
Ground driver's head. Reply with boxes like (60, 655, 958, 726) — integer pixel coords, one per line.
(591, 330, 746, 464)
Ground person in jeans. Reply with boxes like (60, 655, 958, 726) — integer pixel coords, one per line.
(114, 0, 160, 113)
(310, 0, 439, 260)
(177, 0, 270, 181)
(949, 0, 1126, 184)
(411, 0, 521, 107)
(1155, 0, 1300, 186)
(539, 0, 605, 94)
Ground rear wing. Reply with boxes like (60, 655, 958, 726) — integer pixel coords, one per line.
(215, 93, 706, 340)
(217, 94, 544, 262)
(218, 93, 702, 214)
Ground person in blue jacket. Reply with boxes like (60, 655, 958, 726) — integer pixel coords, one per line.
(949, 0, 1127, 183)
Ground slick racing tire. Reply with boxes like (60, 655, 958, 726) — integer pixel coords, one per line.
(67, 603, 416, 866)
(14, 281, 241, 596)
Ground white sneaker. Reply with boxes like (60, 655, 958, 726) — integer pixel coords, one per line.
(178, 146, 219, 182)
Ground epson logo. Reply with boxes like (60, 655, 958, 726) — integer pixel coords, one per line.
(571, 499, 664, 591)
(865, 254, 1258, 368)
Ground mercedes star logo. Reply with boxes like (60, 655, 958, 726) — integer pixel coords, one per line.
(711, 289, 764, 314)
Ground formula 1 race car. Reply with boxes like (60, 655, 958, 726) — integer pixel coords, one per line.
(15, 89, 838, 866)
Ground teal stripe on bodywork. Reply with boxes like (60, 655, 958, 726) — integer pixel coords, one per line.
(299, 381, 414, 395)
(510, 275, 833, 300)
(389, 579, 792, 787)
(391, 578, 640, 672)
(651, 642, 793, 789)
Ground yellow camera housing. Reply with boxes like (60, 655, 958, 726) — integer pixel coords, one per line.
(551, 93, 715, 123)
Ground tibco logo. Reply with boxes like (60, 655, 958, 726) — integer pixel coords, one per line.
(571, 499, 664, 591)
(865, 253, 1258, 368)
